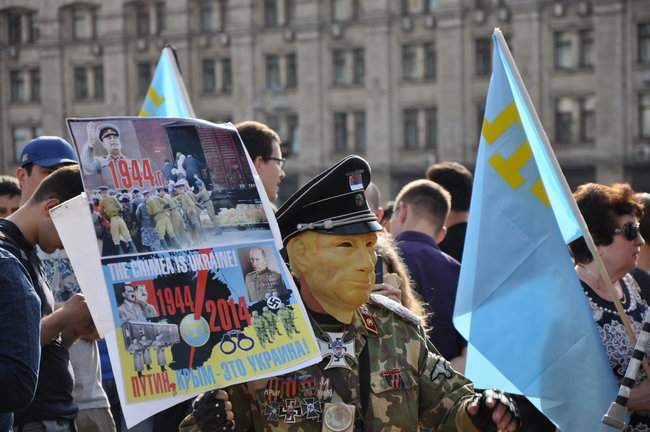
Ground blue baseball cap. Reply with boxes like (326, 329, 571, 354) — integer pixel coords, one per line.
(19, 136, 78, 168)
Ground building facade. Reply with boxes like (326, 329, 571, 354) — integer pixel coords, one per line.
(1, 0, 649, 201)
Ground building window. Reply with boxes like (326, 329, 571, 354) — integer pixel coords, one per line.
(133, 2, 164, 36)
(264, 0, 278, 27)
(475, 37, 491, 76)
(555, 98, 575, 145)
(353, 111, 366, 153)
(333, 49, 346, 86)
(155, 2, 166, 34)
(555, 95, 595, 144)
(554, 31, 572, 69)
(4, 9, 37, 44)
(202, 59, 216, 94)
(424, 0, 440, 12)
(12, 125, 42, 164)
(286, 53, 297, 89)
(9, 68, 40, 103)
(10, 70, 25, 103)
(29, 68, 40, 102)
(334, 112, 347, 152)
(265, 55, 281, 90)
(555, 29, 593, 71)
(332, 0, 356, 22)
(640, 93, 650, 139)
(221, 58, 232, 94)
(285, 0, 295, 25)
(7, 10, 22, 44)
(286, 113, 299, 155)
(73, 65, 103, 100)
(199, 0, 214, 32)
(425, 107, 437, 149)
(332, 48, 365, 87)
(579, 96, 595, 142)
(352, 48, 364, 86)
(476, 101, 485, 145)
(135, 3, 150, 36)
(198, 0, 226, 32)
(400, 0, 411, 16)
(402, 0, 438, 15)
(202, 58, 232, 94)
(138, 62, 153, 97)
(640, 23, 650, 65)
(578, 29, 594, 68)
(93, 65, 104, 100)
(74, 66, 89, 99)
(402, 44, 417, 80)
(72, 6, 95, 40)
(403, 108, 419, 149)
(424, 42, 436, 81)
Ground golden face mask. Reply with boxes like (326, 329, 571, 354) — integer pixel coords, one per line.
(287, 231, 378, 323)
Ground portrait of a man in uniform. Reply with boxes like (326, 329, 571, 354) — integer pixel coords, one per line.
(244, 247, 287, 302)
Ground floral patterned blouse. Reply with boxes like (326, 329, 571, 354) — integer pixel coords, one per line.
(582, 273, 650, 431)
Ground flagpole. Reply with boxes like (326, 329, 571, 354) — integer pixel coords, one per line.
(493, 28, 649, 374)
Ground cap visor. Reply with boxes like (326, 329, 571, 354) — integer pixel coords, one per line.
(28, 157, 78, 168)
(318, 220, 383, 236)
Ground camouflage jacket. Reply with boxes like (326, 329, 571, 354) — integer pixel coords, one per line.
(179, 294, 479, 431)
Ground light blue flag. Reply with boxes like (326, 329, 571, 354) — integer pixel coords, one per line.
(454, 29, 618, 431)
(139, 46, 195, 118)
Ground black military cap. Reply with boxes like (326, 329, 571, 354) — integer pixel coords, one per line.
(276, 155, 382, 245)
(98, 124, 120, 141)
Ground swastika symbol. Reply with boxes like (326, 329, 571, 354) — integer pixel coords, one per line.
(266, 295, 282, 310)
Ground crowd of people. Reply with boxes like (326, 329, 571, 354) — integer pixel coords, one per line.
(1, 117, 649, 432)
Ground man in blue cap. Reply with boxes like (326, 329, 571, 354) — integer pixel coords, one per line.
(14, 137, 116, 432)
(16, 136, 78, 205)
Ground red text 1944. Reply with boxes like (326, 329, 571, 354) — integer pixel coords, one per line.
(108, 159, 164, 189)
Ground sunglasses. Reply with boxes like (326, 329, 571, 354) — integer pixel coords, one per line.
(613, 222, 641, 241)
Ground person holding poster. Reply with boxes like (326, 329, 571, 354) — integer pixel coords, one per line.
(7, 166, 100, 432)
(183, 156, 520, 432)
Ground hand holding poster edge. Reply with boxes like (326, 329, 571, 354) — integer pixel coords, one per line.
(50, 192, 115, 337)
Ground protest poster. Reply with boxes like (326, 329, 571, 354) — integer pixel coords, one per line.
(63, 117, 321, 420)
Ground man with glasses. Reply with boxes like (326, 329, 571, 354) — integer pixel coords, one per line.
(236, 121, 286, 205)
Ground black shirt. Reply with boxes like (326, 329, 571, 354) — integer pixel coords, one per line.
(0, 221, 78, 425)
(438, 222, 467, 263)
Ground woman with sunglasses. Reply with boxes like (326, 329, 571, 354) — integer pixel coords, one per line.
(570, 183, 649, 429)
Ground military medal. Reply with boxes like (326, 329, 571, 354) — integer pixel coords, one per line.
(300, 397, 322, 420)
(358, 304, 379, 334)
(322, 402, 355, 432)
(281, 399, 301, 423)
(264, 402, 281, 422)
(317, 332, 355, 370)
(380, 368, 404, 390)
